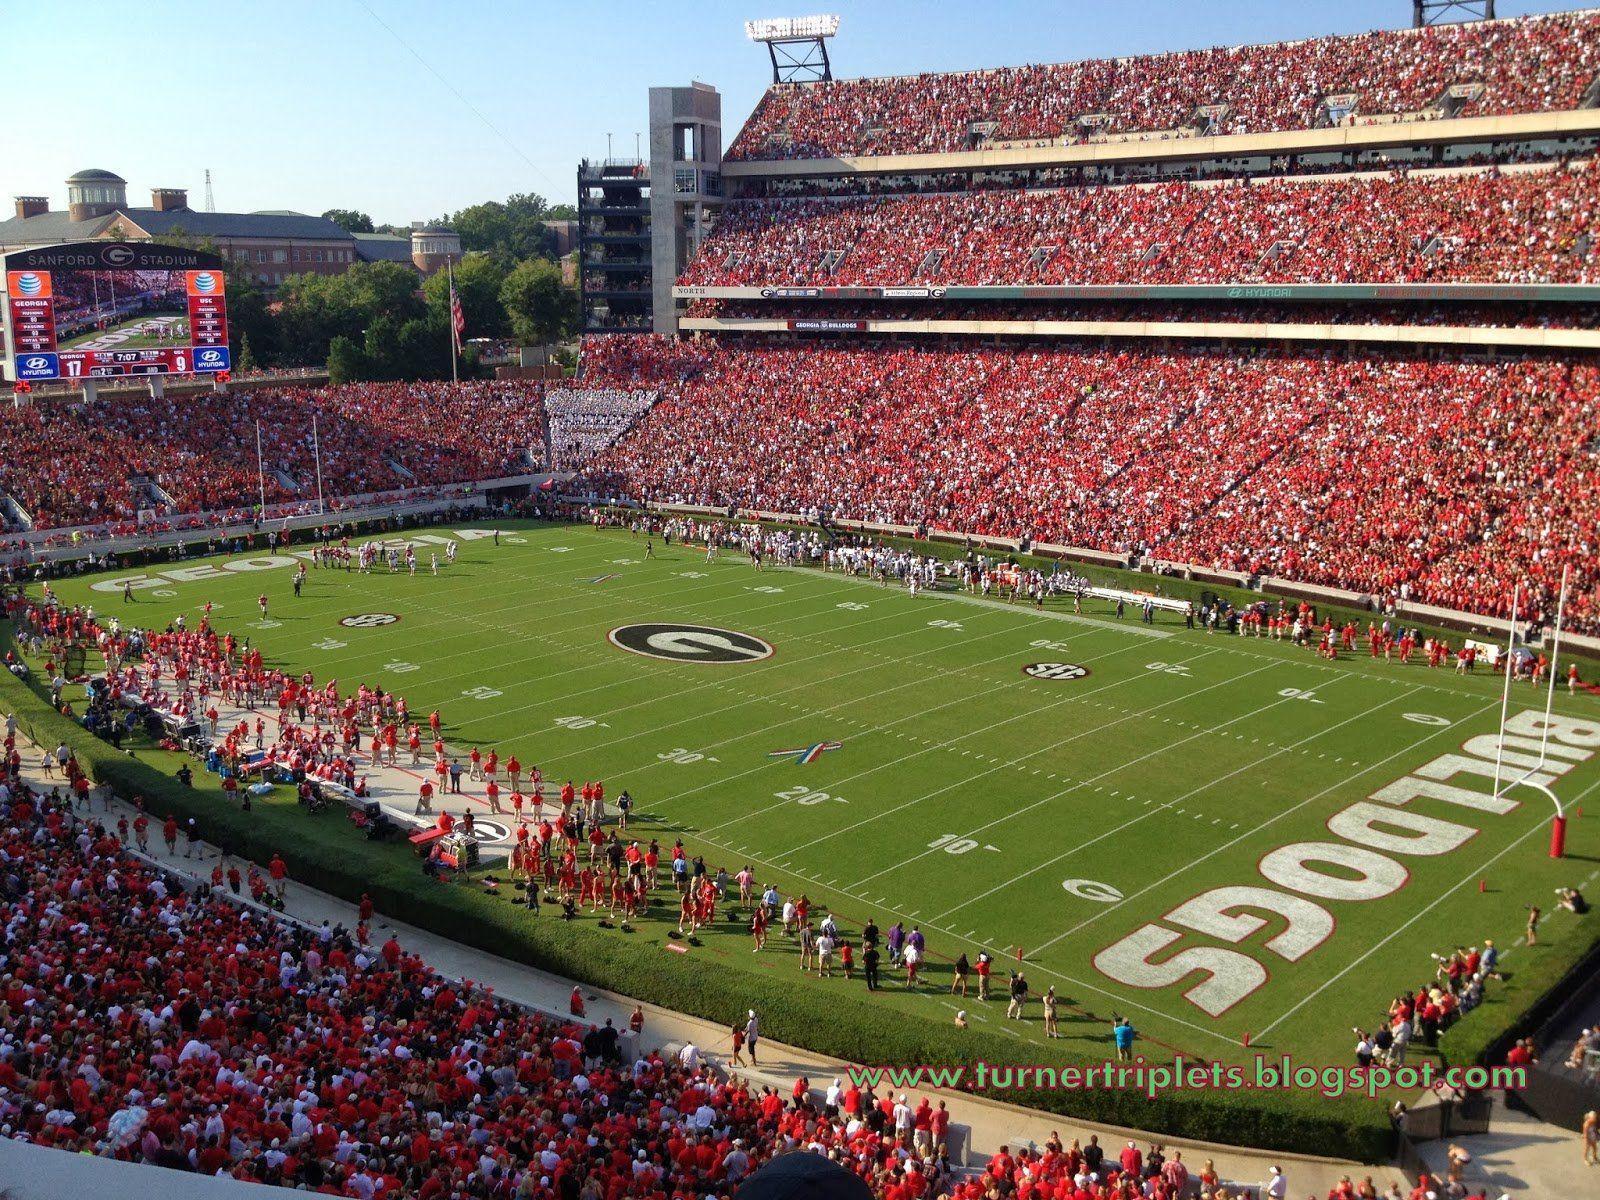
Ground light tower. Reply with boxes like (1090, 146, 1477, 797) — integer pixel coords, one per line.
(745, 15, 840, 85)
(1412, 0, 1495, 26)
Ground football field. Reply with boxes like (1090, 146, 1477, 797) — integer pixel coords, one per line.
(60, 313, 187, 351)
(51, 520, 1600, 1072)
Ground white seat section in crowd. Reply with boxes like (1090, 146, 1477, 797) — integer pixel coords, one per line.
(544, 388, 660, 469)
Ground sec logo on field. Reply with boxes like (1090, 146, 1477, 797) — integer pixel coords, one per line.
(340, 613, 401, 628)
(609, 623, 774, 664)
(1022, 662, 1090, 681)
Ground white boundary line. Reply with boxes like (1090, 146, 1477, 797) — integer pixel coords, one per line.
(776, 564, 1175, 639)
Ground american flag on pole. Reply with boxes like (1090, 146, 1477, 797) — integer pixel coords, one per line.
(448, 272, 465, 351)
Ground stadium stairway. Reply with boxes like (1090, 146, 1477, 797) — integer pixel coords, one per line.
(1412, 1094, 1594, 1197)
(0, 492, 34, 532)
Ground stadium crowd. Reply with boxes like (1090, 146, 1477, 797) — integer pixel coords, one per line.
(579, 335, 1599, 634)
(726, 9, 1600, 160)
(680, 165, 1600, 289)
(0, 382, 547, 531)
(3, 778, 1270, 1200)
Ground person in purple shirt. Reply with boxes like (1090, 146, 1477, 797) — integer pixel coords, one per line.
(886, 921, 905, 964)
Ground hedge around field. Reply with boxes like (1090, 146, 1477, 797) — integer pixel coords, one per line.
(0, 621, 1394, 1162)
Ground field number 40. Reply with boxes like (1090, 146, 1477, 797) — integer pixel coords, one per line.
(1278, 687, 1324, 704)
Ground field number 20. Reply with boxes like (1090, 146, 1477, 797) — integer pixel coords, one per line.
(774, 785, 847, 806)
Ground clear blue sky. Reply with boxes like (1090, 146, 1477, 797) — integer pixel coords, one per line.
(0, 0, 1586, 224)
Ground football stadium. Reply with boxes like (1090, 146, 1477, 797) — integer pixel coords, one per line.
(1, 5, 1599, 1199)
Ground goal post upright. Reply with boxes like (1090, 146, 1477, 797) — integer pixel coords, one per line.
(1490, 582, 1520, 800)
(1490, 567, 1572, 857)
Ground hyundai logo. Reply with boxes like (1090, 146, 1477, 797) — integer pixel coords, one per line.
(101, 245, 135, 266)
(199, 349, 221, 363)
(24, 356, 47, 370)
(193, 271, 217, 293)
(16, 273, 42, 296)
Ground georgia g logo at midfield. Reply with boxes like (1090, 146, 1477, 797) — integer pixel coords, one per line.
(1022, 662, 1090, 681)
(608, 623, 774, 664)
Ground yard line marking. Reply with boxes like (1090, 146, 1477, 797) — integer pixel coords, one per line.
(922, 674, 1367, 919)
(440, 582, 827, 702)
(543, 606, 1037, 772)
(337, 551, 894, 710)
(283, 538, 728, 675)
(667, 822, 1248, 1048)
(839, 655, 1284, 888)
(1034, 691, 1488, 958)
(691, 634, 1211, 840)
(777, 563, 1175, 639)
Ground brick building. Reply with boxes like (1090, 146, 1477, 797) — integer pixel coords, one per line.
(0, 169, 458, 287)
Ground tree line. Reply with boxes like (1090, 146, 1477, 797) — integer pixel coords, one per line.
(160, 191, 580, 383)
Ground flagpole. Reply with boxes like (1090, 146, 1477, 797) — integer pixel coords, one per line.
(312, 411, 326, 516)
(448, 258, 459, 385)
(255, 418, 267, 517)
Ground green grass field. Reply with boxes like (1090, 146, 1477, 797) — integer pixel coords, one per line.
(42, 520, 1600, 1080)
(60, 313, 186, 350)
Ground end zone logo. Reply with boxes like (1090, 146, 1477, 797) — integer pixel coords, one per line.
(1023, 662, 1090, 681)
(340, 613, 400, 628)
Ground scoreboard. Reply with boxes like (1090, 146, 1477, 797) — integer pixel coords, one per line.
(4, 242, 232, 383)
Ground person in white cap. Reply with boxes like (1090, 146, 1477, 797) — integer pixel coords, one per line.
(723, 1139, 751, 1181)
(745, 1010, 760, 1065)
(893, 1094, 914, 1144)
(1265, 1165, 1287, 1199)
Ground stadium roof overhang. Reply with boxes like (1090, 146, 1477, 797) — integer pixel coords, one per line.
(720, 107, 1600, 179)
(677, 314, 1600, 352)
(674, 283, 1600, 303)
